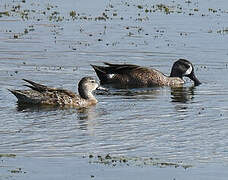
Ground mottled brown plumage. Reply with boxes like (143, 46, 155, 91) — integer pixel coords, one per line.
(9, 77, 104, 107)
(91, 59, 201, 88)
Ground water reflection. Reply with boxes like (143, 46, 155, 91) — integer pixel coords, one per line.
(76, 107, 107, 131)
(171, 86, 195, 103)
(98, 86, 196, 102)
(16, 103, 105, 132)
(16, 103, 61, 112)
(76, 108, 95, 130)
(77, 106, 105, 120)
(96, 87, 162, 100)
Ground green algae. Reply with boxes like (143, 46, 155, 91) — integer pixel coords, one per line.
(0, 154, 16, 158)
(87, 154, 192, 169)
(0, 11, 10, 17)
(157, 4, 174, 14)
(1, 0, 227, 24)
(69, 10, 77, 18)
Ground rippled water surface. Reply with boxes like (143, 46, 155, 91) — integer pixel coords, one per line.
(0, 0, 228, 179)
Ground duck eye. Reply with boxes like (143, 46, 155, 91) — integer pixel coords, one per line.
(91, 80, 96, 83)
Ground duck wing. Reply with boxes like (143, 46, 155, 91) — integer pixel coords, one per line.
(103, 62, 140, 73)
(91, 62, 143, 83)
(23, 79, 76, 98)
(53, 89, 76, 98)
(22, 79, 54, 92)
(91, 62, 140, 74)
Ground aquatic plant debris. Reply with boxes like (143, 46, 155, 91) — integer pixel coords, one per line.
(9, 168, 26, 174)
(0, 0, 227, 50)
(0, 154, 16, 158)
(86, 154, 192, 169)
(0, 0, 228, 22)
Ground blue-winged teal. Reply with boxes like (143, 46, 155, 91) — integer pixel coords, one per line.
(91, 59, 201, 88)
(9, 77, 106, 107)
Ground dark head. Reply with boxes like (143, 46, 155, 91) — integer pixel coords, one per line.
(170, 59, 201, 86)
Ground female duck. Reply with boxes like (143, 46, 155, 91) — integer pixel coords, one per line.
(91, 59, 201, 88)
(9, 77, 105, 107)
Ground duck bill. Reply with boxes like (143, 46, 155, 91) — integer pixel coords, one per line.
(96, 86, 109, 92)
(188, 73, 201, 86)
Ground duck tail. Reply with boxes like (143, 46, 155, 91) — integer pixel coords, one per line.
(90, 64, 110, 83)
(22, 79, 47, 92)
(8, 89, 40, 104)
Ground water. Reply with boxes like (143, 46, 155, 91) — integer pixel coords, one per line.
(0, 0, 228, 179)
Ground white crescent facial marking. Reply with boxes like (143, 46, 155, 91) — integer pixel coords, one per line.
(108, 74, 115, 79)
(184, 65, 192, 75)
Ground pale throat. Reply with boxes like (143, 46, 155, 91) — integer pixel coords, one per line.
(86, 91, 96, 100)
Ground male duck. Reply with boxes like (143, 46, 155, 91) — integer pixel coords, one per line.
(91, 59, 201, 88)
(9, 77, 105, 107)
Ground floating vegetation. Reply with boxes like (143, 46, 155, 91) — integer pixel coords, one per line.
(217, 28, 228, 34)
(156, 4, 174, 14)
(1, 0, 227, 23)
(13, 34, 19, 39)
(85, 154, 192, 169)
(0, 0, 227, 51)
(137, 5, 143, 9)
(94, 12, 109, 21)
(0, 154, 16, 158)
(0, 2, 63, 22)
(69, 10, 77, 19)
(208, 8, 217, 13)
(0, 11, 10, 17)
(24, 28, 28, 34)
(9, 168, 26, 174)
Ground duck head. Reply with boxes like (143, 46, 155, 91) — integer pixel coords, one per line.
(78, 77, 108, 99)
(170, 59, 201, 86)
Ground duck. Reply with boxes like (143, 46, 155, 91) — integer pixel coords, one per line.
(8, 77, 106, 107)
(91, 59, 201, 88)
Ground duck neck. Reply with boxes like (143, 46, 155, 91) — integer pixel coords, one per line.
(79, 88, 96, 100)
(170, 70, 182, 78)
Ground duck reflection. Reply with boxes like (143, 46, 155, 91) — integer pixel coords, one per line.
(76, 107, 99, 120)
(76, 106, 106, 131)
(96, 87, 162, 100)
(171, 86, 195, 103)
(16, 102, 106, 132)
(16, 103, 61, 112)
(76, 107, 94, 130)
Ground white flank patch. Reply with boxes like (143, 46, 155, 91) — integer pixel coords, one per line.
(108, 74, 115, 79)
(184, 65, 192, 75)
